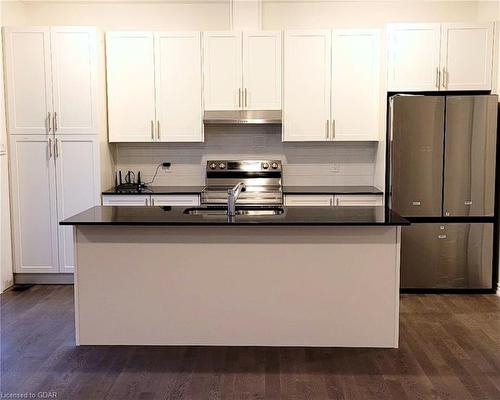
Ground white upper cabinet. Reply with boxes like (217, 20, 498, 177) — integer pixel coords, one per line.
(203, 30, 282, 111)
(203, 31, 242, 110)
(155, 32, 203, 142)
(331, 29, 381, 141)
(3, 26, 98, 135)
(3, 27, 53, 135)
(55, 135, 99, 272)
(387, 23, 441, 91)
(9, 135, 59, 273)
(50, 27, 98, 135)
(440, 23, 494, 91)
(387, 22, 494, 91)
(106, 32, 156, 142)
(283, 30, 332, 141)
(242, 31, 281, 110)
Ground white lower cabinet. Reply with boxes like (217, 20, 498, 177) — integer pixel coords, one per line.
(284, 195, 334, 206)
(284, 194, 383, 207)
(102, 194, 200, 207)
(10, 136, 59, 273)
(102, 195, 150, 206)
(335, 195, 383, 207)
(55, 136, 100, 272)
(150, 195, 200, 206)
(9, 135, 100, 274)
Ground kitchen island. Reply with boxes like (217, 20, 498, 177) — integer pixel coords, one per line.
(62, 205, 408, 348)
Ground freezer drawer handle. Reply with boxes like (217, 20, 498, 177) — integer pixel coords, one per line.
(464, 200, 473, 205)
(438, 234, 447, 239)
(412, 201, 421, 206)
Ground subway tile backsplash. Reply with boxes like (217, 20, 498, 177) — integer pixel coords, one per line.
(115, 127, 378, 187)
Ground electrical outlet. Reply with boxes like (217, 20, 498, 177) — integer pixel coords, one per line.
(332, 164, 341, 174)
(162, 162, 172, 173)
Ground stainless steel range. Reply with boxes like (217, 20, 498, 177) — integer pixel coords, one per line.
(201, 160, 283, 206)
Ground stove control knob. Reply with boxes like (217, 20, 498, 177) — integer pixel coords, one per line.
(209, 163, 217, 170)
(262, 162, 269, 169)
(219, 163, 226, 169)
(271, 162, 278, 169)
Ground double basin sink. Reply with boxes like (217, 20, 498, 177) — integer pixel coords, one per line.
(184, 205, 285, 216)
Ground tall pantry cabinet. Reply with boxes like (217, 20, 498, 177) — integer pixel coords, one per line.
(3, 27, 100, 275)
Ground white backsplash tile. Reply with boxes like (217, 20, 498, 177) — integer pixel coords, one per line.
(114, 128, 378, 187)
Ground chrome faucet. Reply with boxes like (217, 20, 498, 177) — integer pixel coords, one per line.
(227, 182, 246, 216)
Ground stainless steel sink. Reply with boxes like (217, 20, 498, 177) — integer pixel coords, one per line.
(184, 206, 285, 216)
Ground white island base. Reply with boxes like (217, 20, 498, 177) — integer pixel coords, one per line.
(73, 225, 401, 347)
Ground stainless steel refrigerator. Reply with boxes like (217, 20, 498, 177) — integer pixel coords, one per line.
(389, 94, 498, 289)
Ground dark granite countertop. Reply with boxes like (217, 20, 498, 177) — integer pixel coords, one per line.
(61, 205, 408, 226)
(102, 185, 383, 195)
(282, 186, 383, 195)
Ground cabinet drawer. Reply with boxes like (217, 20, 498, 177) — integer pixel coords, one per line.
(335, 195, 383, 207)
(102, 195, 150, 206)
(284, 195, 333, 206)
(151, 195, 200, 206)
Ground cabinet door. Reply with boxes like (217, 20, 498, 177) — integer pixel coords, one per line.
(284, 195, 333, 206)
(440, 23, 494, 91)
(387, 23, 441, 91)
(55, 135, 99, 272)
(335, 195, 383, 207)
(102, 195, 150, 206)
(283, 30, 331, 141)
(331, 29, 380, 141)
(106, 32, 156, 142)
(50, 27, 98, 135)
(3, 27, 53, 135)
(155, 32, 203, 142)
(9, 136, 58, 273)
(151, 195, 200, 206)
(242, 31, 281, 110)
(203, 31, 242, 110)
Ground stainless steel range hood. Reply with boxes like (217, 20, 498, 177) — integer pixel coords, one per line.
(203, 110, 282, 126)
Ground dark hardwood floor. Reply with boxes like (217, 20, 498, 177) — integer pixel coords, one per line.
(1, 285, 500, 399)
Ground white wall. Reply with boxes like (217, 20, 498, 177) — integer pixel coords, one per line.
(0, 0, 26, 292)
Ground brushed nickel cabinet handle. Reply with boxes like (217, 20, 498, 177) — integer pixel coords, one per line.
(157, 120, 160, 141)
(244, 88, 247, 108)
(326, 120, 330, 139)
(55, 138, 59, 158)
(47, 112, 51, 133)
(238, 88, 241, 108)
(151, 120, 154, 141)
(332, 120, 335, 139)
(435, 67, 440, 89)
(48, 138, 52, 158)
(54, 112, 58, 132)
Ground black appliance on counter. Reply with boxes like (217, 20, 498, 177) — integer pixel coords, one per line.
(115, 170, 147, 192)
